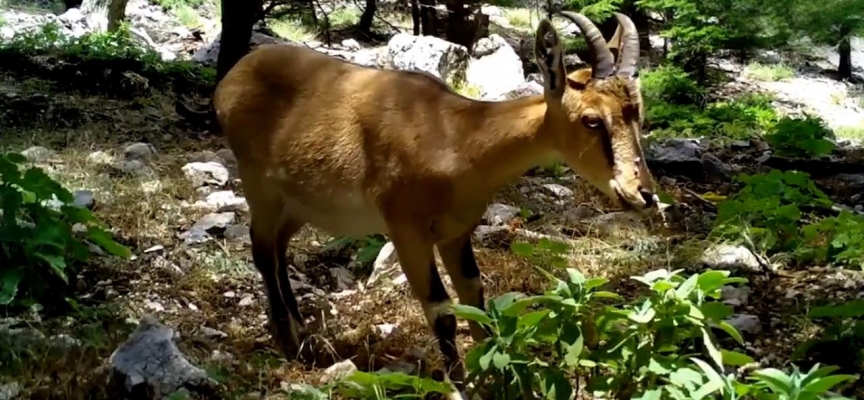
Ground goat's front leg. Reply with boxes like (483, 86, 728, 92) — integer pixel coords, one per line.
(389, 227, 464, 388)
(438, 231, 491, 342)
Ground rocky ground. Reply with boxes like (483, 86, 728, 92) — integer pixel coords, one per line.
(1, 0, 864, 399)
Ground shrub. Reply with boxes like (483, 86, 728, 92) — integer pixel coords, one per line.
(0, 22, 216, 85)
(765, 115, 836, 158)
(289, 237, 860, 399)
(641, 64, 705, 106)
(0, 153, 130, 308)
(647, 91, 779, 140)
(711, 169, 833, 256)
(711, 169, 864, 268)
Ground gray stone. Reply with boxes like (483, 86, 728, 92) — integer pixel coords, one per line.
(387, 33, 469, 85)
(701, 244, 762, 272)
(701, 153, 730, 181)
(205, 191, 248, 213)
(725, 314, 761, 335)
(834, 173, 864, 191)
(192, 212, 235, 233)
(0, 382, 20, 400)
(721, 285, 750, 307)
(341, 38, 360, 51)
(542, 183, 574, 198)
(319, 359, 358, 384)
(124, 142, 157, 163)
(182, 162, 230, 187)
(483, 203, 519, 226)
(109, 315, 215, 398)
(467, 34, 525, 100)
(223, 224, 250, 242)
(20, 146, 53, 162)
(73, 189, 95, 210)
(178, 227, 209, 245)
(647, 139, 702, 163)
(87, 150, 114, 164)
(331, 267, 354, 291)
(473, 224, 509, 241)
(112, 160, 152, 176)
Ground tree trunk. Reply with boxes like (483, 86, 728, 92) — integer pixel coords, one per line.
(444, 0, 472, 48)
(358, 0, 377, 33)
(419, 0, 436, 36)
(216, 0, 263, 83)
(411, 0, 420, 35)
(838, 36, 853, 80)
(80, 0, 129, 32)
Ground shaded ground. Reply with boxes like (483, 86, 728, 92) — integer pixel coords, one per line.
(1, 53, 864, 399)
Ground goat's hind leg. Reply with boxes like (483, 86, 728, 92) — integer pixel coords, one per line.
(250, 215, 305, 359)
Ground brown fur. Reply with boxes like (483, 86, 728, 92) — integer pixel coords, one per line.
(213, 17, 655, 390)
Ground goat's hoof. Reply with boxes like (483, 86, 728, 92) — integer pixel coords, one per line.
(271, 318, 304, 360)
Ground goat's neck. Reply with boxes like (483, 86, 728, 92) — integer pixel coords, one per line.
(461, 95, 557, 195)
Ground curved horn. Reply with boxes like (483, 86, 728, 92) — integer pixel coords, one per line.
(559, 11, 615, 78)
(614, 12, 640, 78)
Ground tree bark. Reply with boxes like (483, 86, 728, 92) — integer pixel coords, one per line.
(80, 0, 130, 32)
(411, 0, 420, 35)
(216, 0, 263, 83)
(358, 0, 377, 33)
(419, 0, 436, 36)
(444, 0, 476, 49)
(838, 35, 853, 80)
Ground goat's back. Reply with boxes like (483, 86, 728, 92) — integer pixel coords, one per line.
(212, 44, 482, 235)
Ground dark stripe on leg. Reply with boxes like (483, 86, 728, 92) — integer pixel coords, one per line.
(426, 261, 462, 382)
(427, 261, 450, 304)
(458, 239, 481, 279)
(250, 226, 301, 358)
(459, 240, 492, 338)
(276, 234, 303, 325)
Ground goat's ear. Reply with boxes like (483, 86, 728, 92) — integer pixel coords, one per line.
(535, 19, 566, 101)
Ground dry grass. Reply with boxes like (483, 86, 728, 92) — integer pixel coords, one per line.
(2, 66, 863, 399)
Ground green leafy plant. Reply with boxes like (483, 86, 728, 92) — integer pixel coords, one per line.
(645, 86, 778, 140)
(510, 238, 571, 269)
(765, 115, 837, 158)
(799, 211, 864, 268)
(0, 21, 215, 85)
(286, 370, 453, 399)
(711, 169, 864, 268)
(451, 259, 857, 399)
(322, 234, 388, 265)
(747, 364, 857, 399)
(0, 152, 130, 307)
(711, 169, 833, 256)
(792, 300, 864, 376)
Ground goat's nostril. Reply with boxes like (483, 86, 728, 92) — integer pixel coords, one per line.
(639, 187, 655, 207)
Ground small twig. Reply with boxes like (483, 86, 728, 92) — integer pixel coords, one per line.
(681, 187, 718, 210)
(313, 0, 333, 46)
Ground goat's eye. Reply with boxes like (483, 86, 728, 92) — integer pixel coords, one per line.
(581, 114, 603, 130)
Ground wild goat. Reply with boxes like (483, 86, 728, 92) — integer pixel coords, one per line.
(213, 11, 656, 385)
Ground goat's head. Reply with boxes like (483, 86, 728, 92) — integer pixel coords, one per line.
(535, 13, 657, 210)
